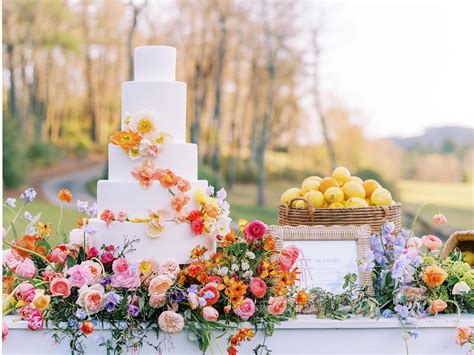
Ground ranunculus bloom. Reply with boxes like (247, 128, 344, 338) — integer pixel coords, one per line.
(429, 299, 447, 313)
(158, 311, 185, 333)
(406, 237, 422, 249)
(50, 277, 71, 298)
(31, 289, 51, 311)
(267, 296, 287, 316)
(176, 178, 191, 192)
(171, 193, 190, 212)
(249, 277, 267, 298)
(279, 245, 299, 271)
(159, 259, 180, 279)
(15, 282, 36, 302)
(100, 209, 115, 225)
(100, 251, 115, 264)
(3, 249, 20, 270)
(202, 306, 219, 321)
(76, 284, 104, 314)
(149, 293, 167, 309)
(452, 281, 471, 295)
(26, 310, 44, 330)
(233, 298, 255, 321)
(15, 258, 37, 279)
(69, 228, 88, 248)
(67, 265, 91, 287)
(111, 270, 140, 289)
(191, 218, 205, 235)
(112, 258, 130, 274)
(2, 321, 8, 342)
(148, 275, 173, 296)
(244, 220, 267, 241)
(81, 320, 94, 335)
(199, 282, 220, 306)
(432, 213, 447, 225)
(421, 235, 443, 251)
(81, 260, 103, 284)
(422, 264, 448, 287)
(456, 326, 472, 346)
(188, 293, 199, 310)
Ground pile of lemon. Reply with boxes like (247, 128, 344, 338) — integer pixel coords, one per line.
(280, 167, 395, 208)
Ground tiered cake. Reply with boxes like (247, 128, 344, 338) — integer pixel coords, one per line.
(89, 46, 218, 263)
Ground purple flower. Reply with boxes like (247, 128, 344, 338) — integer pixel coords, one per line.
(360, 250, 375, 272)
(82, 224, 96, 236)
(382, 309, 393, 318)
(68, 318, 77, 327)
(6, 198, 16, 208)
(24, 211, 33, 221)
(370, 235, 388, 266)
(187, 284, 199, 294)
(392, 255, 410, 280)
(394, 304, 409, 319)
(20, 188, 37, 203)
(381, 222, 395, 236)
(198, 297, 207, 308)
(104, 292, 123, 312)
(77, 200, 88, 213)
(206, 186, 215, 196)
(168, 289, 186, 303)
(99, 276, 112, 286)
(87, 203, 98, 218)
(75, 309, 87, 320)
(127, 304, 140, 317)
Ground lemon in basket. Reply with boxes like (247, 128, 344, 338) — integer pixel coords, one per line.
(328, 202, 345, 208)
(303, 176, 322, 184)
(280, 188, 302, 205)
(345, 197, 369, 208)
(332, 166, 351, 185)
(324, 187, 344, 204)
(371, 187, 393, 206)
(363, 179, 381, 198)
(319, 177, 339, 193)
(293, 200, 308, 208)
(301, 179, 320, 194)
(342, 181, 366, 199)
(305, 190, 324, 208)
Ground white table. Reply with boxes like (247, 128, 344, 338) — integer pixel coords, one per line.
(3, 314, 473, 354)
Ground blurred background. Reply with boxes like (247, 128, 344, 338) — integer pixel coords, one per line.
(3, 0, 473, 240)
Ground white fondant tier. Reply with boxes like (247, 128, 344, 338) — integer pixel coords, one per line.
(134, 46, 176, 82)
(88, 219, 216, 263)
(96, 179, 208, 218)
(108, 143, 198, 181)
(121, 81, 186, 143)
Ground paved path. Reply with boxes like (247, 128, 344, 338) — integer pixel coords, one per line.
(42, 163, 106, 209)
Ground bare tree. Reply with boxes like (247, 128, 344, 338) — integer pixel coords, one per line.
(127, 0, 147, 81)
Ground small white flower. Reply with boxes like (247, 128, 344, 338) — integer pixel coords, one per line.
(218, 267, 229, 276)
(245, 251, 255, 260)
(216, 188, 227, 200)
(77, 200, 88, 213)
(241, 261, 250, 271)
(6, 198, 16, 208)
(242, 270, 253, 279)
(24, 211, 33, 221)
(452, 281, 470, 295)
(206, 186, 215, 196)
(231, 264, 239, 272)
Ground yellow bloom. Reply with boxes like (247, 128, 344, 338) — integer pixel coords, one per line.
(136, 117, 154, 135)
(195, 189, 206, 204)
(238, 218, 248, 232)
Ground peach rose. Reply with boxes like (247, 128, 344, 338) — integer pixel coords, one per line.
(149, 293, 167, 309)
(421, 235, 443, 251)
(422, 264, 448, 287)
(148, 275, 173, 296)
(249, 277, 267, 299)
(432, 213, 447, 225)
(202, 306, 219, 321)
(76, 284, 104, 314)
(50, 277, 71, 298)
(81, 261, 103, 284)
(429, 299, 447, 313)
(158, 311, 185, 334)
(267, 296, 287, 316)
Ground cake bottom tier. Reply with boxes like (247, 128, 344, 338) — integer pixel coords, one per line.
(88, 219, 216, 264)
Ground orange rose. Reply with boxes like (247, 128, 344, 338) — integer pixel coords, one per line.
(429, 299, 447, 313)
(422, 264, 448, 287)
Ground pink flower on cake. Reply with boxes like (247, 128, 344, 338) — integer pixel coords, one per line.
(249, 277, 267, 298)
(131, 159, 158, 189)
(146, 210, 168, 238)
(267, 296, 287, 316)
(76, 284, 105, 314)
(244, 220, 267, 241)
(158, 311, 185, 333)
(171, 193, 190, 212)
(432, 213, 447, 225)
(176, 178, 191, 192)
(421, 235, 443, 251)
(202, 306, 219, 321)
(156, 168, 179, 188)
(148, 275, 173, 296)
(456, 326, 471, 346)
(112, 258, 130, 274)
(191, 218, 205, 235)
(15, 282, 36, 302)
(15, 258, 37, 279)
(159, 259, 180, 279)
(100, 209, 115, 225)
(3, 249, 20, 270)
(279, 245, 299, 271)
(233, 298, 255, 321)
(117, 211, 128, 222)
(50, 277, 71, 298)
(111, 270, 140, 289)
(67, 265, 92, 287)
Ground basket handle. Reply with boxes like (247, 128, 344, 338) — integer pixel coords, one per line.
(285, 196, 315, 220)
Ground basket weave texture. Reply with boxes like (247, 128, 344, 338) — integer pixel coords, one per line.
(278, 196, 402, 234)
(441, 230, 474, 259)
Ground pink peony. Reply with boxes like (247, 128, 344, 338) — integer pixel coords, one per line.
(67, 265, 91, 287)
(50, 277, 71, 298)
(202, 306, 219, 321)
(15, 282, 36, 303)
(158, 311, 185, 333)
(2, 321, 8, 342)
(111, 270, 140, 289)
(15, 258, 37, 279)
(76, 284, 104, 314)
(244, 220, 268, 241)
(148, 275, 173, 295)
(26, 310, 44, 331)
(421, 235, 443, 251)
(159, 259, 180, 279)
(432, 213, 447, 225)
(112, 258, 130, 274)
(3, 249, 20, 270)
(250, 277, 267, 298)
(233, 298, 255, 321)
(267, 296, 287, 316)
(149, 293, 167, 309)
(279, 245, 299, 271)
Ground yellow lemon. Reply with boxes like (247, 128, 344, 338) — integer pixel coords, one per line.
(293, 200, 308, 208)
(323, 201, 329, 208)
(462, 251, 474, 266)
(371, 187, 393, 206)
(303, 176, 322, 185)
(319, 177, 339, 193)
(332, 167, 351, 185)
(342, 181, 366, 199)
(328, 202, 345, 208)
(324, 187, 344, 204)
(305, 191, 324, 208)
(280, 188, 302, 205)
(345, 197, 369, 208)
(301, 180, 320, 195)
(363, 179, 381, 198)
(349, 176, 364, 184)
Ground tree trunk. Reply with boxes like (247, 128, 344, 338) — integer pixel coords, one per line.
(127, 1, 146, 81)
(6, 42, 16, 119)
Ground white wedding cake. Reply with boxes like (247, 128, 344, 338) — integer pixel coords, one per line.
(88, 46, 229, 263)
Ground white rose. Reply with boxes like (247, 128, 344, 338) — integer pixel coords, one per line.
(241, 261, 250, 271)
(245, 251, 255, 260)
(69, 228, 89, 247)
(452, 281, 470, 295)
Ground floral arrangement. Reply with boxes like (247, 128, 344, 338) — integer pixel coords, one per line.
(2, 189, 300, 354)
(110, 110, 172, 160)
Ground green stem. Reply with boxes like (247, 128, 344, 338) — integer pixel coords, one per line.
(211, 331, 225, 355)
(410, 203, 439, 231)
(207, 331, 215, 355)
(3, 239, 57, 272)
(5, 201, 27, 236)
(57, 202, 64, 236)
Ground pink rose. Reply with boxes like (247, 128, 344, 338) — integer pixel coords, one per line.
(267, 296, 287, 316)
(112, 258, 130, 274)
(15, 258, 37, 278)
(117, 211, 128, 222)
(149, 293, 167, 309)
(3, 250, 20, 270)
(26, 310, 44, 331)
(202, 306, 219, 321)
(244, 220, 267, 241)
(159, 259, 180, 279)
(42, 266, 62, 283)
(250, 277, 267, 299)
(50, 277, 71, 298)
(432, 213, 447, 225)
(279, 245, 299, 271)
(76, 284, 104, 314)
(100, 251, 115, 264)
(233, 298, 255, 321)
(49, 245, 69, 264)
(421, 235, 443, 251)
(81, 261, 103, 283)
(15, 282, 36, 303)
(148, 275, 173, 296)
(67, 265, 91, 287)
(87, 247, 99, 259)
(111, 270, 140, 289)
(2, 321, 8, 342)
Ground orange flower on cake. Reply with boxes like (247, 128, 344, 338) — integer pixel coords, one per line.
(131, 159, 159, 189)
(422, 264, 448, 287)
(110, 130, 141, 150)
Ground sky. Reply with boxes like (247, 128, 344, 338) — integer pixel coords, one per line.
(306, 1, 474, 139)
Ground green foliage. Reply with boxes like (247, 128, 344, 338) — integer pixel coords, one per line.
(2, 114, 27, 188)
(222, 157, 259, 184)
(27, 141, 63, 167)
(198, 164, 222, 190)
(354, 168, 398, 198)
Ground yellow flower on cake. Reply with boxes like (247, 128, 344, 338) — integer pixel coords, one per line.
(195, 189, 206, 204)
(145, 209, 168, 238)
(128, 110, 158, 138)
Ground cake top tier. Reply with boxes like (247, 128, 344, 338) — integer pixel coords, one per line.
(134, 46, 176, 82)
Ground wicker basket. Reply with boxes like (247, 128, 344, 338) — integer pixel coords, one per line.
(440, 230, 474, 260)
(278, 196, 402, 234)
